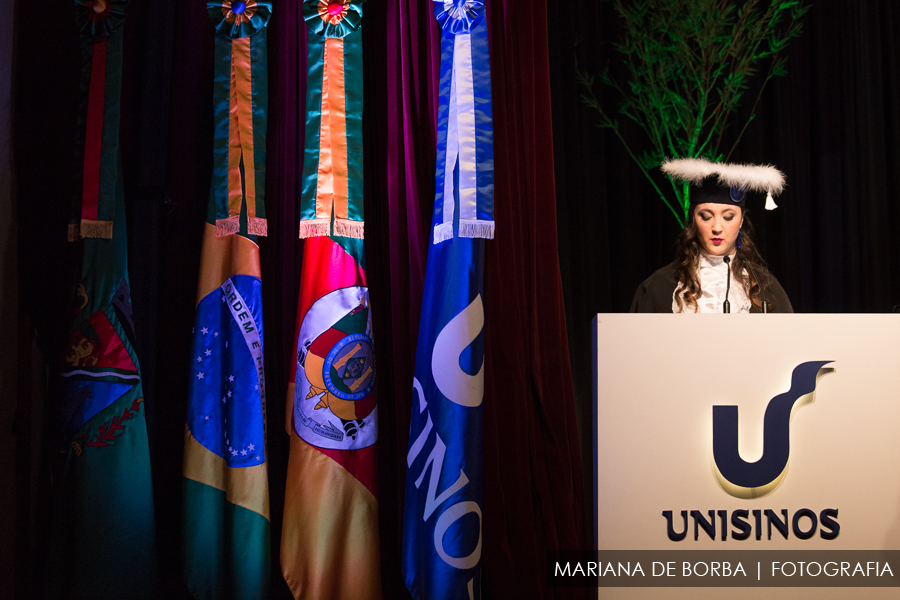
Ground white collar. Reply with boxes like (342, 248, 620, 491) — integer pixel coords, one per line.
(673, 252, 751, 314)
(698, 250, 736, 267)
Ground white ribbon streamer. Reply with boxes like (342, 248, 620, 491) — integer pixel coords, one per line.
(436, 33, 479, 244)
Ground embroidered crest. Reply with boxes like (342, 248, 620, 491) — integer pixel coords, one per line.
(294, 287, 377, 450)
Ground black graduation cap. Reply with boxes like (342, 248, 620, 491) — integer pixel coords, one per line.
(661, 157, 786, 210)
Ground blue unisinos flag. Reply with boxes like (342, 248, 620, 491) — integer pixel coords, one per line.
(403, 233, 486, 600)
(403, 3, 493, 599)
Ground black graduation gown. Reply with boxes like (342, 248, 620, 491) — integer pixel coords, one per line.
(629, 261, 793, 313)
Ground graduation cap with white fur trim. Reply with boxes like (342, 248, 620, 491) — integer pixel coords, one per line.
(661, 157, 786, 210)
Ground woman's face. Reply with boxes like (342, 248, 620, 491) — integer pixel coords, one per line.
(694, 203, 743, 256)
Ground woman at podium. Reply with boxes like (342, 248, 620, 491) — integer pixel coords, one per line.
(630, 158, 793, 314)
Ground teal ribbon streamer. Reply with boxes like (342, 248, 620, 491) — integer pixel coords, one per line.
(208, 10, 270, 236)
(344, 30, 364, 223)
(299, 25, 365, 232)
(249, 30, 269, 225)
(210, 35, 233, 226)
(299, 35, 325, 225)
(70, 15, 125, 235)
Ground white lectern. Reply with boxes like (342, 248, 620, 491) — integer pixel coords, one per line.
(592, 314, 900, 599)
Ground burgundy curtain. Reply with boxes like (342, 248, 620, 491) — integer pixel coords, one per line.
(12, 0, 587, 597)
(364, 0, 438, 596)
(480, 1, 587, 598)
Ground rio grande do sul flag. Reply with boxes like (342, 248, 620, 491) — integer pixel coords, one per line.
(281, 235, 381, 599)
(280, 1, 380, 597)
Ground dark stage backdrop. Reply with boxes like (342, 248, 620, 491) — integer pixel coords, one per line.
(549, 1, 900, 503)
(13, 1, 586, 599)
(0, 0, 17, 594)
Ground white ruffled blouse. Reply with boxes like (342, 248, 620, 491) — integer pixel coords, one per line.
(672, 252, 751, 314)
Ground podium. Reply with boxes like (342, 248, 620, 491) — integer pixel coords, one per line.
(591, 314, 900, 599)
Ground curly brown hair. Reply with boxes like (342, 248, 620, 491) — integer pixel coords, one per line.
(673, 206, 776, 312)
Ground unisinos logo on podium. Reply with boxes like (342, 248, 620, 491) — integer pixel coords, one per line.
(661, 360, 841, 543)
(712, 360, 834, 499)
(662, 360, 840, 542)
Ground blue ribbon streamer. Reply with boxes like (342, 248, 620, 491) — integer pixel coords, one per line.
(432, 13, 494, 243)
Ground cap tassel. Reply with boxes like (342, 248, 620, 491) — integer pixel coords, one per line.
(765, 192, 778, 211)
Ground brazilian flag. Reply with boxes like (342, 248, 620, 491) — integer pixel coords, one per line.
(182, 4, 272, 598)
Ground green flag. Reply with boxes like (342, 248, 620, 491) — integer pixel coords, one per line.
(45, 2, 157, 597)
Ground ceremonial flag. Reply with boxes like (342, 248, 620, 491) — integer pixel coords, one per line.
(403, 2, 494, 599)
(182, 3, 272, 598)
(44, 1, 157, 597)
(281, 1, 381, 598)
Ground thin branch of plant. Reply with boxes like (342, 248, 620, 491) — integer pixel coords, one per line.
(576, 0, 810, 227)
